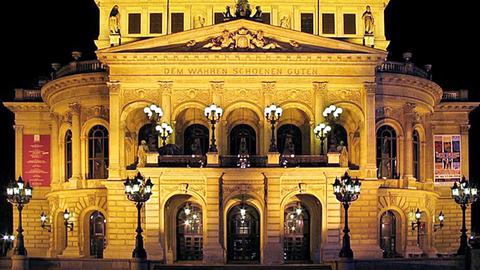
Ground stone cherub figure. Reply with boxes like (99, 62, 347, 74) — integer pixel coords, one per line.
(137, 140, 149, 167)
(109, 5, 121, 35)
(362, 5, 375, 35)
(337, 140, 349, 167)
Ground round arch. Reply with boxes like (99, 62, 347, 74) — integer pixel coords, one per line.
(78, 206, 108, 258)
(278, 102, 314, 123)
(120, 101, 152, 122)
(377, 207, 407, 257)
(171, 101, 209, 123)
(81, 118, 109, 139)
(376, 118, 405, 138)
(223, 101, 264, 122)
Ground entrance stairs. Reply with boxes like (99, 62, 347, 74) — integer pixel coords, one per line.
(152, 264, 333, 270)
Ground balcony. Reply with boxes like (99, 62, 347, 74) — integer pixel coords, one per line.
(441, 89, 469, 102)
(14, 88, 43, 102)
(54, 60, 106, 79)
(376, 61, 431, 79)
(133, 154, 335, 169)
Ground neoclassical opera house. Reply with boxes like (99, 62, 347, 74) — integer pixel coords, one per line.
(4, 0, 479, 265)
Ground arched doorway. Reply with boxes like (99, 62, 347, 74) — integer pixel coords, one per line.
(176, 203, 203, 261)
(227, 204, 260, 263)
(327, 124, 348, 152)
(183, 124, 209, 155)
(229, 125, 256, 155)
(138, 123, 158, 151)
(89, 211, 106, 258)
(277, 124, 302, 155)
(379, 210, 397, 258)
(283, 203, 310, 262)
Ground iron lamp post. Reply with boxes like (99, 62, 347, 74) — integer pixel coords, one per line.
(155, 122, 173, 146)
(40, 212, 52, 232)
(411, 208, 422, 246)
(264, 104, 283, 152)
(333, 172, 361, 259)
(434, 211, 445, 232)
(204, 104, 223, 153)
(143, 104, 163, 123)
(451, 177, 478, 255)
(5, 176, 32, 256)
(63, 209, 74, 248)
(124, 172, 154, 259)
(314, 123, 331, 155)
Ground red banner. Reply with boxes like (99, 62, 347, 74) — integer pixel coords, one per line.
(22, 135, 51, 187)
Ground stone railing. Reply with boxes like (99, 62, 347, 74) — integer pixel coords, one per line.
(441, 89, 469, 101)
(280, 155, 327, 167)
(377, 61, 430, 80)
(14, 88, 43, 101)
(54, 60, 106, 79)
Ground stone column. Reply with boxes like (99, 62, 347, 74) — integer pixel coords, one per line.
(203, 174, 224, 263)
(107, 81, 122, 180)
(403, 103, 416, 186)
(361, 82, 377, 179)
(208, 81, 224, 161)
(159, 81, 173, 124)
(313, 82, 327, 155)
(262, 81, 275, 155)
(50, 113, 60, 187)
(14, 125, 24, 179)
(69, 103, 82, 182)
(460, 124, 470, 179)
(263, 172, 283, 264)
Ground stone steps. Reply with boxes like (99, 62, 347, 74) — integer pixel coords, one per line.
(152, 264, 332, 270)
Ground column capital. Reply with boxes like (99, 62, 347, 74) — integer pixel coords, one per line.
(158, 80, 173, 92)
(13, 125, 24, 132)
(364, 81, 376, 94)
(106, 80, 121, 93)
(460, 124, 470, 134)
(404, 102, 417, 114)
(68, 102, 81, 115)
(210, 81, 225, 91)
(313, 81, 328, 93)
(261, 81, 276, 92)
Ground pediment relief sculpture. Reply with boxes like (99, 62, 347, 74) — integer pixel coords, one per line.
(203, 28, 281, 51)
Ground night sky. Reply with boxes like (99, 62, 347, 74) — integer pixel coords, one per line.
(0, 0, 478, 236)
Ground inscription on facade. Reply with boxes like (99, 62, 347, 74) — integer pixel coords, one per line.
(162, 67, 322, 76)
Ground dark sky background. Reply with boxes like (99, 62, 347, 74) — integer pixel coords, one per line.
(0, 0, 478, 236)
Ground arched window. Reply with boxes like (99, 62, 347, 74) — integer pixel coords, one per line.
(328, 124, 348, 152)
(177, 203, 203, 261)
(183, 124, 209, 156)
(413, 130, 420, 180)
(277, 124, 302, 155)
(283, 203, 310, 261)
(376, 125, 397, 179)
(380, 210, 397, 258)
(227, 204, 260, 262)
(138, 123, 158, 151)
(88, 125, 109, 179)
(64, 130, 72, 181)
(229, 125, 256, 155)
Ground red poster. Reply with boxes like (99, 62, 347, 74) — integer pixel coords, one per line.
(22, 135, 51, 187)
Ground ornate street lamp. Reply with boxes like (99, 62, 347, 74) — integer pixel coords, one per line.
(63, 209, 74, 248)
(204, 104, 223, 153)
(264, 104, 283, 152)
(323, 104, 343, 121)
(155, 122, 173, 146)
(144, 104, 163, 123)
(434, 211, 445, 232)
(411, 208, 422, 246)
(40, 212, 52, 232)
(5, 176, 33, 256)
(1, 234, 15, 257)
(333, 172, 361, 259)
(314, 123, 331, 155)
(124, 172, 154, 259)
(451, 177, 478, 255)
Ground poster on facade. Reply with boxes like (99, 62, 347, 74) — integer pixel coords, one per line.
(434, 135, 461, 183)
(22, 134, 51, 187)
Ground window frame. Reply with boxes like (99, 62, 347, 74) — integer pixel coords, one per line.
(88, 125, 109, 180)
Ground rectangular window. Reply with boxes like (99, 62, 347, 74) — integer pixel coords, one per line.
(214, 12, 224, 24)
(171, 13, 184, 33)
(150, 13, 163, 34)
(301, 13, 314, 34)
(322, 13, 335, 34)
(261, 13, 271, 24)
(128, 13, 141, 34)
(343, 14, 356, 34)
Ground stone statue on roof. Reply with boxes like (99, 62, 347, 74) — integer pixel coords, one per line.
(235, 0, 252, 18)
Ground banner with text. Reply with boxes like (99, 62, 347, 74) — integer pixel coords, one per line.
(22, 134, 51, 187)
(434, 135, 461, 183)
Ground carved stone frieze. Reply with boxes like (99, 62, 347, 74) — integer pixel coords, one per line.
(326, 88, 361, 105)
(82, 105, 110, 122)
(160, 184, 206, 197)
(223, 88, 262, 106)
(121, 88, 161, 106)
(173, 88, 211, 107)
(222, 184, 264, 200)
(376, 106, 393, 119)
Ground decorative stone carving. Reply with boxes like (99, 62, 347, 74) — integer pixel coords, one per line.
(362, 5, 375, 35)
(326, 89, 361, 104)
(364, 81, 376, 94)
(161, 184, 205, 197)
(121, 88, 161, 106)
(376, 106, 393, 119)
(68, 102, 81, 115)
(280, 15, 291, 29)
(460, 124, 470, 134)
(313, 81, 328, 93)
(82, 105, 109, 122)
(173, 88, 211, 107)
(261, 81, 276, 92)
(159, 81, 173, 93)
(404, 102, 416, 113)
(223, 88, 262, 106)
(203, 28, 281, 51)
(223, 184, 264, 201)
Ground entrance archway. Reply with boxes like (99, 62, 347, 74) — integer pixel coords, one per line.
(283, 203, 310, 262)
(380, 210, 397, 258)
(176, 203, 203, 261)
(227, 204, 260, 263)
(229, 125, 257, 155)
(89, 211, 106, 258)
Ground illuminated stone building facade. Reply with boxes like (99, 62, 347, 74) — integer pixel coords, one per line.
(3, 0, 479, 265)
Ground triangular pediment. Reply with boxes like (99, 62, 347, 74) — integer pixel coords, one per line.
(98, 19, 386, 55)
